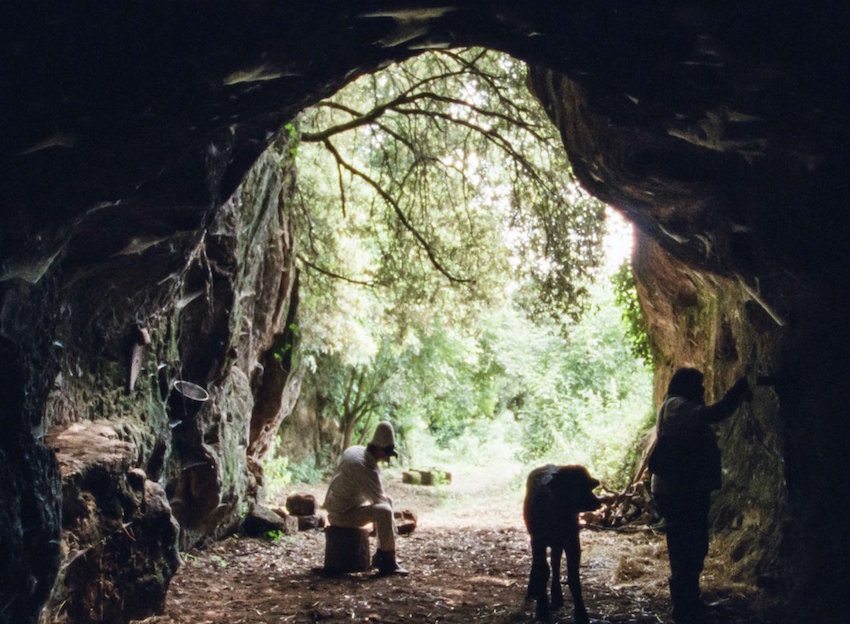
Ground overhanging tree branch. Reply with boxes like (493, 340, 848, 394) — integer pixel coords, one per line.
(293, 47, 604, 325)
(296, 253, 379, 287)
(321, 137, 474, 284)
(301, 89, 549, 145)
(391, 106, 552, 190)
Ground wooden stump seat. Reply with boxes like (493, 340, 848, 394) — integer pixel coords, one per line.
(323, 525, 371, 574)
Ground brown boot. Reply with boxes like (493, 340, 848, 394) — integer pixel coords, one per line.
(375, 549, 409, 576)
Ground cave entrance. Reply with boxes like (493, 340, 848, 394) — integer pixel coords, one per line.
(156, 49, 767, 624)
(154, 46, 779, 624)
(272, 48, 655, 496)
(138, 48, 688, 624)
(10, 5, 842, 621)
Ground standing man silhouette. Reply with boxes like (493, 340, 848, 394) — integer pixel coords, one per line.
(649, 368, 752, 623)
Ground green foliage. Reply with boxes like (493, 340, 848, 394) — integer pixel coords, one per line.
(262, 439, 292, 499)
(271, 323, 300, 369)
(614, 406, 658, 485)
(285, 455, 329, 484)
(293, 48, 605, 346)
(611, 260, 653, 365)
(266, 529, 287, 543)
(296, 278, 653, 488)
(494, 281, 654, 487)
(285, 49, 650, 484)
(283, 122, 299, 158)
(262, 434, 329, 490)
(309, 339, 397, 453)
(210, 554, 228, 569)
(392, 324, 501, 447)
(181, 553, 200, 567)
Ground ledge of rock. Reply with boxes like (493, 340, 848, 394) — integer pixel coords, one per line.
(44, 420, 180, 623)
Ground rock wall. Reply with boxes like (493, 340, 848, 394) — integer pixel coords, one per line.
(528, 66, 850, 622)
(43, 423, 180, 623)
(1, 279, 64, 624)
(0, 335, 61, 624)
(0, 140, 299, 623)
(633, 234, 786, 595)
(631, 232, 850, 621)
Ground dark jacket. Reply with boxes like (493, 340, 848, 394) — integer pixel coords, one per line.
(649, 394, 729, 494)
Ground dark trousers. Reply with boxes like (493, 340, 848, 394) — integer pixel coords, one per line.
(654, 490, 711, 619)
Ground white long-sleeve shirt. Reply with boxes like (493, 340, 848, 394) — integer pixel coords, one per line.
(322, 446, 390, 514)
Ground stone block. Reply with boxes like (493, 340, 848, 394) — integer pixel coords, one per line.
(286, 493, 317, 516)
(404, 468, 451, 486)
(394, 509, 418, 535)
(402, 470, 422, 484)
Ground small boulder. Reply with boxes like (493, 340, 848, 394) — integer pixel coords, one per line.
(286, 493, 317, 516)
(242, 504, 297, 537)
(296, 514, 324, 531)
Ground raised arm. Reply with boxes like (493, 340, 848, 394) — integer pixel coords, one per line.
(705, 377, 753, 423)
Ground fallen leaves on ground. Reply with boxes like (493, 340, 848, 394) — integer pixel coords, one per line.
(132, 481, 768, 624)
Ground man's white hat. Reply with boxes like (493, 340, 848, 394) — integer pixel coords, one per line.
(371, 421, 398, 456)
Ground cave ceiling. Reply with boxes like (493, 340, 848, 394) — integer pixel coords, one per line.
(2, 1, 849, 290)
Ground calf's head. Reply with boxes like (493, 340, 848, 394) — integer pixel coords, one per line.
(551, 465, 602, 513)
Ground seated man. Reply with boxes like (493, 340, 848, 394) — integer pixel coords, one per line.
(323, 421, 409, 576)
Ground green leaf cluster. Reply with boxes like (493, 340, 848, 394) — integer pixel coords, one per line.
(611, 260, 654, 364)
(293, 48, 605, 343)
(505, 281, 654, 485)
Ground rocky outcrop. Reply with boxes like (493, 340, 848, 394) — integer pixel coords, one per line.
(161, 142, 301, 548)
(629, 233, 846, 621)
(0, 407, 60, 624)
(633, 235, 786, 591)
(2, 3, 850, 623)
(44, 422, 179, 622)
(0, 289, 63, 624)
(526, 65, 848, 621)
(0, 140, 299, 622)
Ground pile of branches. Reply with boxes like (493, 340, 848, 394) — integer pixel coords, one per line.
(581, 477, 660, 531)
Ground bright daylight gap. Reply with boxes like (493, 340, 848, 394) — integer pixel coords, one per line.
(268, 49, 654, 514)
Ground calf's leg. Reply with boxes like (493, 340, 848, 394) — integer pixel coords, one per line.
(550, 544, 564, 610)
(527, 538, 551, 620)
(566, 535, 590, 624)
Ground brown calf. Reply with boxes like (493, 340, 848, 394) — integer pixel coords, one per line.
(523, 464, 601, 622)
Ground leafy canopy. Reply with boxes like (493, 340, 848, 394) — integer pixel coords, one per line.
(282, 49, 650, 476)
(294, 48, 604, 351)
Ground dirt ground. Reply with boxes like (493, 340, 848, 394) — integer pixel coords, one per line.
(133, 468, 767, 624)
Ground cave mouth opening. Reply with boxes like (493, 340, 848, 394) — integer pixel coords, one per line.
(271, 48, 655, 499)
(270, 204, 655, 495)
